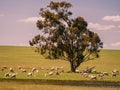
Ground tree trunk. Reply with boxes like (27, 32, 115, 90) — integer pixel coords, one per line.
(70, 61, 76, 72)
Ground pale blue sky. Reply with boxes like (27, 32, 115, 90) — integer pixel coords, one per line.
(0, 0, 120, 49)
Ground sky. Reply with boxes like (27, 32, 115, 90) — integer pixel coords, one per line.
(0, 0, 120, 49)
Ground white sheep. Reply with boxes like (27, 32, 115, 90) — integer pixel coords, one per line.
(9, 68, 14, 73)
(75, 69, 80, 73)
(89, 75, 97, 80)
(10, 73, 17, 78)
(1, 66, 7, 71)
(98, 73, 104, 80)
(31, 68, 36, 72)
(22, 69, 27, 73)
(102, 72, 109, 76)
(45, 71, 54, 77)
(4, 73, 10, 77)
(50, 67, 55, 71)
(113, 69, 119, 74)
(27, 72, 32, 77)
(112, 70, 119, 77)
(81, 72, 89, 78)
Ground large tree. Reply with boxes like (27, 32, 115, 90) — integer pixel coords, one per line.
(29, 1, 103, 72)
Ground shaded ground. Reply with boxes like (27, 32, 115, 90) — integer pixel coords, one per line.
(0, 78, 120, 87)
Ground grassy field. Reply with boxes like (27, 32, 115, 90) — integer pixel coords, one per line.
(0, 46, 120, 71)
(0, 46, 120, 90)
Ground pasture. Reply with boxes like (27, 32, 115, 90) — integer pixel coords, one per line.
(0, 46, 120, 90)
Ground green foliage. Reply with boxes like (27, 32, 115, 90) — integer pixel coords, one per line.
(30, 1, 103, 72)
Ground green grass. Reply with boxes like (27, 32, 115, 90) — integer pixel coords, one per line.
(0, 46, 68, 68)
(0, 46, 120, 81)
(0, 46, 120, 71)
(0, 46, 120, 90)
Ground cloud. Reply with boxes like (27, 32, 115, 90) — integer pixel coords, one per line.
(17, 17, 44, 23)
(103, 15, 120, 22)
(88, 22, 116, 30)
(111, 42, 120, 47)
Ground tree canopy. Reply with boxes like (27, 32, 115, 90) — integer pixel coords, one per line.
(29, 1, 103, 72)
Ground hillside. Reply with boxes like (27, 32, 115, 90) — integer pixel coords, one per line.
(0, 46, 120, 72)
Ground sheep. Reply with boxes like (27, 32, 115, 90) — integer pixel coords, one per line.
(50, 67, 55, 71)
(1, 66, 7, 71)
(1, 67, 5, 71)
(81, 72, 89, 78)
(102, 72, 109, 76)
(111, 70, 119, 77)
(98, 73, 104, 80)
(75, 69, 80, 73)
(45, 71, 54, 77)
(31, 68, 36, 72)
(3, 66, 7, 69)
(9, 68, 14, 73)
(18, 66, 22, 70)
(113, 69, 119, 74)
(112, 72, 117, 77)
(22, 69, 27, 73)
(4, 73, 10, 77)
(89, 75, 97, 80)
(27, 72, 32, 77)
(10, 73, 17, 78)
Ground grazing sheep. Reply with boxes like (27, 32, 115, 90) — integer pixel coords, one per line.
(3, 66, 7, 69)
(113, 69, 119, 74)
(50, 67, 55, 71)
(27, 72, 32, 77)
(31, 68, 36, 72)
(89, 75, 97, 80)
(9, 68, 14, 73)
(75, 69, 80, 73)
(98, 73, 104, 80)
(11, 73, 17, 78)
(45, 71, 54, 77)
(81, 72, 89, 78)
(22, 69, 27, 73)
(112, 70, 119, 77)
(1, 67, 5, 71)
(92, 70, 97, 74)
(18, 66, 22, 70)
(1, 66, 7, 71)
(112, 72, 117, 77)
(102, 72, 109, 76)
(4, 73, 10, 77)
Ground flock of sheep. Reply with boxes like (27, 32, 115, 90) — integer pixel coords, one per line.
(0, 66, 64, 78)
(80, 68, 119, 80)
(0, 66, 119, 80)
